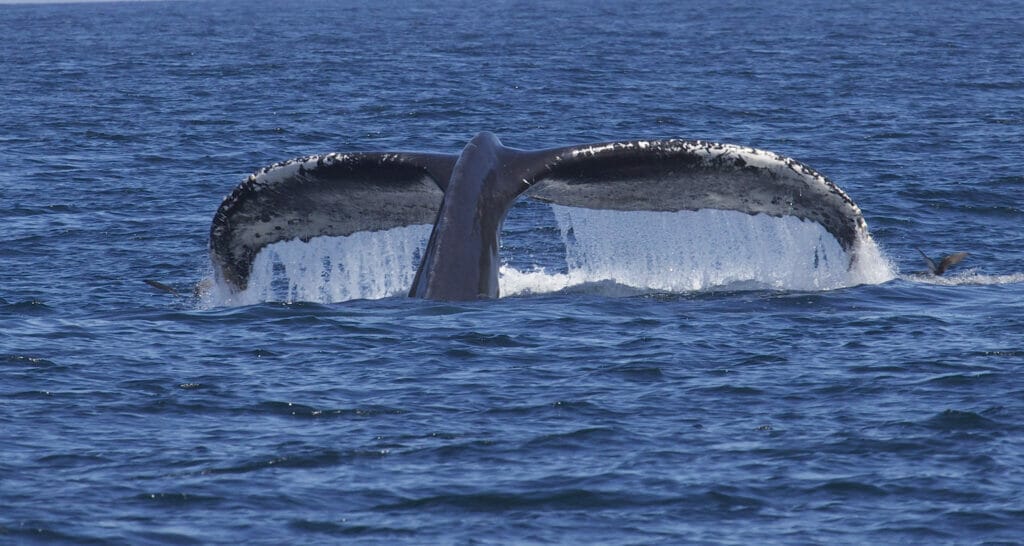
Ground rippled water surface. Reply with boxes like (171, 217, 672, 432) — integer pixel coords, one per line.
(2, 0, 1023, 543)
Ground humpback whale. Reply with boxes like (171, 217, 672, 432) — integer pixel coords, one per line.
(210, 132, 870, 300)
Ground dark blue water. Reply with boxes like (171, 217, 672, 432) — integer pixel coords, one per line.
(3, 0, 1024, 543)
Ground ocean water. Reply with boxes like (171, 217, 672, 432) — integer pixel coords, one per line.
(2, 0, 1023, 543)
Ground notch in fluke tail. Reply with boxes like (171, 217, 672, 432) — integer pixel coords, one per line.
(209, 132, 873, 300)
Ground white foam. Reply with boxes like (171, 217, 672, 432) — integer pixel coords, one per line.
(902, 270, 1024, 286)
(498, 266, 575, 297)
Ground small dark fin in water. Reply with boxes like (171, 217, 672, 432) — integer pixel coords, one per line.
(916, 248, 938, 274)
(144, 279, 181, 296)
(936, 252, 969, 275)
(916, 248, 969, 275)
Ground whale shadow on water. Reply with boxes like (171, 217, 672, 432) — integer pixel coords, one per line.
(207, 132, 895, 304)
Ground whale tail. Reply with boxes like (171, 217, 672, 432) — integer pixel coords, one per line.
(210, 133, 873, 299)
(916, 247, 969, 275)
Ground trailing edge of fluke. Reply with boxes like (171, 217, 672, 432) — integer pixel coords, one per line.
(210, 132, 870, 300)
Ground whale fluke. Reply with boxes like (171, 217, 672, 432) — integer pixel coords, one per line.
(210, 152, 455, 290)
(210, 132, 872, 300)
(519, 140, 866, 252)
(916, 248, 969, 276)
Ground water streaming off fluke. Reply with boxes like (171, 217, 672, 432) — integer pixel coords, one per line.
(207, 206, 895, 305)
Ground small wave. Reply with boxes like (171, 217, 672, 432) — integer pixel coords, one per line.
(36, 453, 112, 467)
(811, 480, 889, 497)
(0, 525, 93, 544)
(132, 492, 223, 506)
(481, 399, 605, 418)
(448, 331, 533, 348)
(920, 372, 999, 387)
(1, 299, 55, 314)
(525, 427, 620, 448)
(9, 390, 56, 399)
(924, 409, 1000, 431)
(2, 354, 58, 368)
(376, 488, 651, 512)
(248, 401, 407, 420)
(600, 363, 666, 380)
(288, 519, 418, 538)
(199, 448, 358, 475)
(696, 490, 766, 514)
(695, 384, 766, 396)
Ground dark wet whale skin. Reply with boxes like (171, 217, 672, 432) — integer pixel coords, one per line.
(410, 132, 528, 300)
